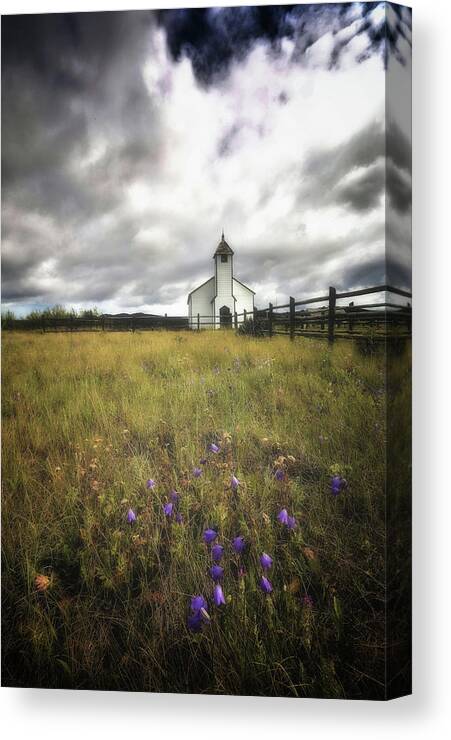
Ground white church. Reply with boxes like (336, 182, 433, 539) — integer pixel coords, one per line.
(187, 233, 255, 329)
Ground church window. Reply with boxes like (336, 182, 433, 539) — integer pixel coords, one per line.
(221, 255, 228, 263)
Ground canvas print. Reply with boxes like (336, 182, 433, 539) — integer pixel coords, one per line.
(1, 3, 412, 699)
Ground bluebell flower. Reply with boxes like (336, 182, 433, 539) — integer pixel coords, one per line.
(163, 502, 173, 517)
(190, 595, 207, 613)
(232, 536, 246, 554)
(209, 565, 224, 581)
(203, 528, 218, 544)
(214, 584, 226, 607)
(277, 508, 289, 525)
(187, 611, 203, 632)
(211, 544, 224, 562)
(259, 576, 273, 594)
(260, 553, 273, 570)
(331, 475, 347, 496)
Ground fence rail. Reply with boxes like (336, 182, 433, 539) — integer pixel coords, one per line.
(3, 284, 411, 342)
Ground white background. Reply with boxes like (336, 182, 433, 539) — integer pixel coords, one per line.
(1, 0, 450, 737)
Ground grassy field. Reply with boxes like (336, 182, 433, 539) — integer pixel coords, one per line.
(1, 330, 411, 698)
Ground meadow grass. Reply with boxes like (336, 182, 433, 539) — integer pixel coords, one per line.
(1, 329, 410, 697)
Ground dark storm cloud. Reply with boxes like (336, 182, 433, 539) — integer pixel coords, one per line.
(1, 10, 165, 305)
(345, 255, 385, 288)
(157, 3, 412, 86)
(335, 162, 385, 211)
(2, 12, 154, 184)
(302, 119, 384, 203)
(300, 118, 411, 215)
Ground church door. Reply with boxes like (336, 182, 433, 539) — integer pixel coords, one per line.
(219, 305, 232, 329)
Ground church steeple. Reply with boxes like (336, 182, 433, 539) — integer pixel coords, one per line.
(213, 230, 234, 258)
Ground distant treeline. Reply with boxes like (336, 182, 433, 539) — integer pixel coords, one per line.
(1, 305, 101, 328)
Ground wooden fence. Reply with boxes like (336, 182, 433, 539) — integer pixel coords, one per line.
(3, 284, 411, 342)
(253, 284, 412, 343)
(3, 314, 190, 332)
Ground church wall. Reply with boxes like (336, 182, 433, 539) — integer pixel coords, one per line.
(188, 277, 215, 329)
(233, 279, 254, 324)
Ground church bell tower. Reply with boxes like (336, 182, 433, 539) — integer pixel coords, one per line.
(213, 231, 235, 326)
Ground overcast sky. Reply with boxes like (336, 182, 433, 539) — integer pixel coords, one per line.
(1, 3, 412, 316)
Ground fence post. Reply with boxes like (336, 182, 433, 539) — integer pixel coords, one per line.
(243, 309, 247, 323)
(348, 301, 354, 333)
(164, 313, 168, 331)
(234, 311, 238, 330)
(289, 297, 295, 341)
(197, 313, 200, 331)
(321, 308, 325, 332)
(41, 317, 45, 334)
(102, 316, 105, 331)
(268, 302, 273, 338)
(328, 286, 336, 344)
(253, 306, 258, 335)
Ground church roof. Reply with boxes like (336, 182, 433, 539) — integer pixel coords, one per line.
(213, 231, 234, 257)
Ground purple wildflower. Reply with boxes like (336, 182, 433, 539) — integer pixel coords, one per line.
(277, 508, 289, 525)
(188, 594, 211, 634)
(274, 469, 285, 482)
(213, 584, 226, 607)
(187, 612, 202, 632)
(163, 501, 173, 517)
(146, 479, 156, 489)
(302, 594, 314, 608)
(211, 544, 224, 562)
(209, 565, 224, 581)
(232, 536, 246, 554)
(209, 443, 220, 453)
(170, 490, 179, 503)
(331, 475, 341, 494)
(231, 475, 239, 491)
(287, 516, 297, 530)
(260, 553, 273, 570)
(127, 508, 137, 524)
(193, 467, 202, 478)
(199, 458, 207, 465)
(175, 512, 183, 524)
(331, 475, 347, 496)
(259, 576, 273, 594)
(203, 528, 218, 544)
(190, 595, 207, 613)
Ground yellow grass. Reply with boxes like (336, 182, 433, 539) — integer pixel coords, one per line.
(1, 330, 410, 697)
